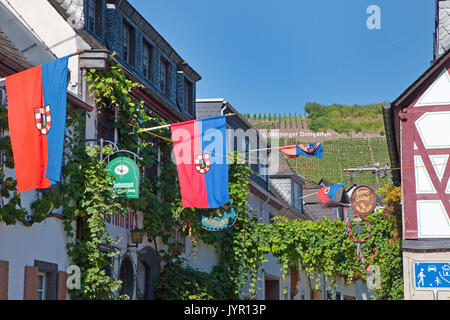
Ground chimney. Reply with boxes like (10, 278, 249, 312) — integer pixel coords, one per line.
(435, 0, 450, 60)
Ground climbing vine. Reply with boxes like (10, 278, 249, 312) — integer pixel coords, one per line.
(81, 65, 404, 300)
(0, 64, 403, 300)
(84, 64, 260, 300)
(238, 182, 403, 300)
(0, 102, 27, 225)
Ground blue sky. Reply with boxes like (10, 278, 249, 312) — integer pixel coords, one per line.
(129, 0, 435, 116)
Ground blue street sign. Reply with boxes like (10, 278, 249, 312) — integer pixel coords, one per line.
(413, 261, 450, 290)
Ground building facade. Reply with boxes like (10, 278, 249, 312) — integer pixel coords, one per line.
(383, 0, 450, 300)
(0, 0, 310, 300)
(196, 99, 311, 299)
(0, 0, 200, 300)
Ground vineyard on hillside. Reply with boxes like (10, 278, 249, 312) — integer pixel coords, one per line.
(244, 102, 385, 135)
(285, 138, 391, 188)
(246, 103, 391, 188)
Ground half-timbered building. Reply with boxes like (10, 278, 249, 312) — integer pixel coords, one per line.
(383, 1, 450, 298)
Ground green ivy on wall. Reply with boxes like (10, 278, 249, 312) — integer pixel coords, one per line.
(0, 64, 403, 300)
(0, 103, 27, 225)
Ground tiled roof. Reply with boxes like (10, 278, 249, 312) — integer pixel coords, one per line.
(47, 0, 104, 50)
(438, 1, 450, 58)
(269, 179, 291, 204)
(303, 204, 340, 222)
(0, 30, 33, 71)
(47, 0, 201, 82)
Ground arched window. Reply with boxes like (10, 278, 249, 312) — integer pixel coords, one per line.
(137, 247, 161, 300)
(119, 257, 135, 298)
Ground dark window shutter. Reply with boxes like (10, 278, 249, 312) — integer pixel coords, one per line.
(0, 260, 9, 300)
(57, 271, 67, 300)
(23, 266, 39, 300)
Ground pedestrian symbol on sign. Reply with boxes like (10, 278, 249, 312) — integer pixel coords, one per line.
(417, 268, 425, 287)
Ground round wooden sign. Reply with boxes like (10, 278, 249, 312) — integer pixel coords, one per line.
(350, 185, 377, 217)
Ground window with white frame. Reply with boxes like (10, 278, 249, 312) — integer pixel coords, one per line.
(37, 272, 46, 300)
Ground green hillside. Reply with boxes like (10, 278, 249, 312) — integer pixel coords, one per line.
(244, 102, 385, 135)
(285, 138, 391, 187)
(246, 103, 391, 188)
(304, 102, 384, 134)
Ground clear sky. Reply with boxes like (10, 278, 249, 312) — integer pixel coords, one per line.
(129, 0, 435, 116)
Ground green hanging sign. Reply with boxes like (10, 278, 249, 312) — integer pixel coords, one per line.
(106, 157, 139, 199)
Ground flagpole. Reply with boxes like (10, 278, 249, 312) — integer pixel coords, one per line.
(134, 113, 236, 134)
(0, 50, 85, 83)
(248, 145, 294, 153)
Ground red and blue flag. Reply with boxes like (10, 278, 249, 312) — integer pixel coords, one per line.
(280, 142, 323, 159)
(171, 116, 229, 209)
(317, 183, 348, 209)
(5, 55, 70, 193)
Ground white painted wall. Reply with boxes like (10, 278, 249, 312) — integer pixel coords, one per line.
(0, 0, 89, 94)
(0, 0, 93, 300)
(183, 238, 219, 274)
(293, 268, 371, 300)
(0, 218, 72, 299)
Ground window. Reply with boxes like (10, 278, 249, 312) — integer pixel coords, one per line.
(87, 0, 102, 36)
(258, 158, 269, 182)
(269, 214, 275, 224)
(292, 182, 303, 210)
(119, 257, 135, 298)
(97, 107, 115, 143)
(142, 40, 153, 81)
(184, 79, 193, 114)
(34, 260, 58, 300)
(144, 143, 160, 181)
(243, 137, 250, 166)
(123, 21, 135, 66)
(160, 58, 171, 96)
(326, 290, 342, 300)
(37, 273, 46, 300)
(264, 275, 280, 300)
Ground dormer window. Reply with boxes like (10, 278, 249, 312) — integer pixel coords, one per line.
(184, 78, 193, 115)
(160, 58, 171, 96)
(142, 40, 154, 81)
(292, 182, 303, 211)
(87, 0, 102, 37)
(123, 21, 135, 66)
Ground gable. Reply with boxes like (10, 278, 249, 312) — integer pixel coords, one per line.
(415, 69, 450, 107)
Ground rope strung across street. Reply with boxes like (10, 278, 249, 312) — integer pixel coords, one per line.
(120, 119, 448, 174)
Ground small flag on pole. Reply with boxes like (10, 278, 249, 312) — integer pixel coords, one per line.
(280, 143, 323, 159)
(317, 183, 349, 209)
(170, 116, 229, 209)
(5, 55, 71, 193)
